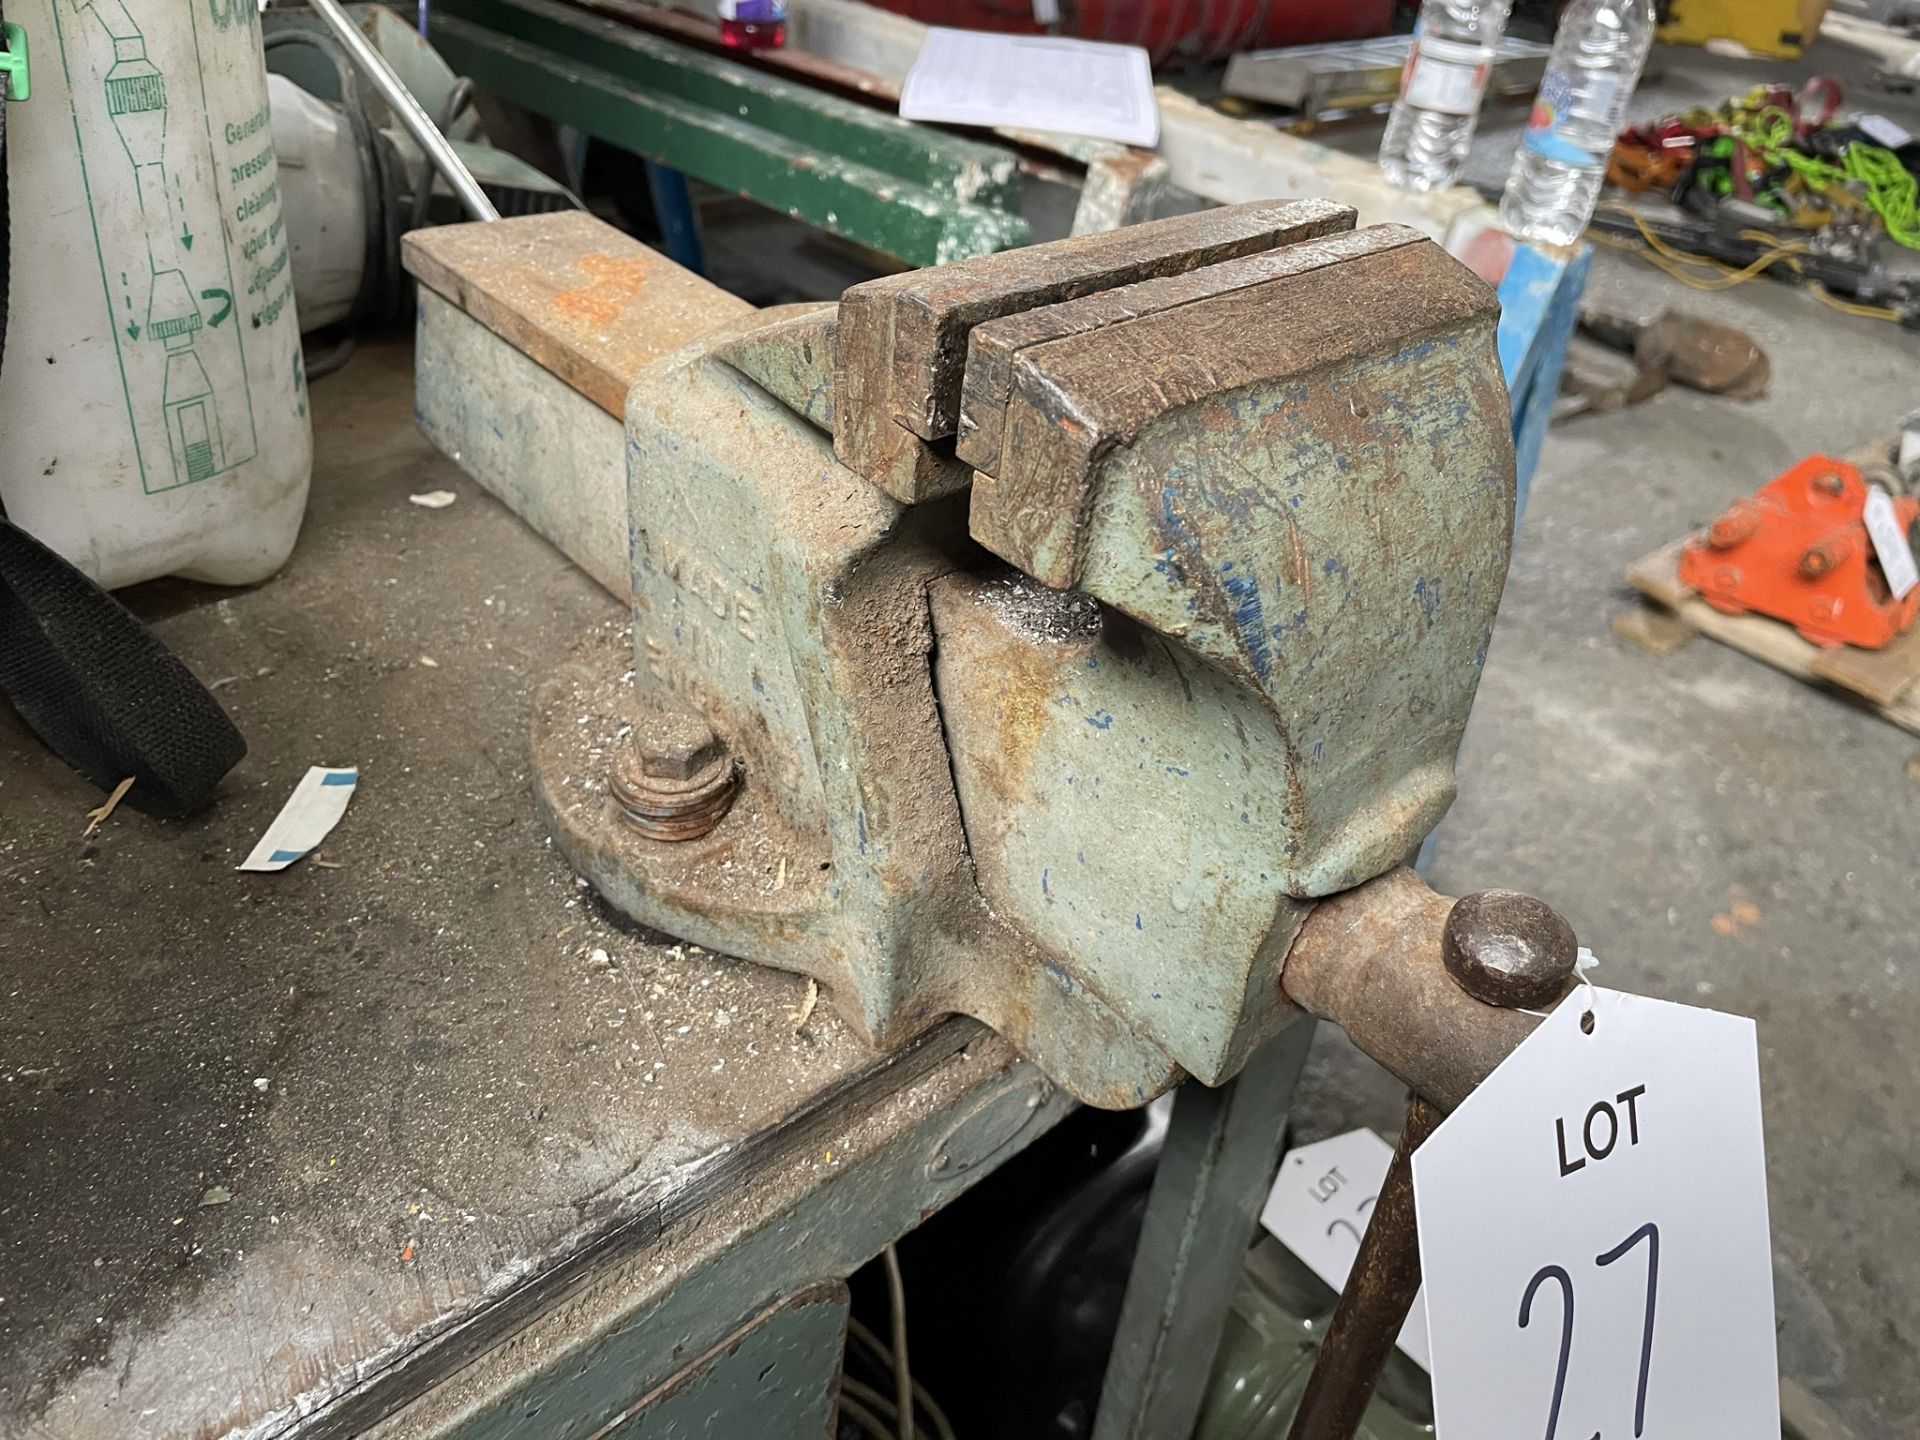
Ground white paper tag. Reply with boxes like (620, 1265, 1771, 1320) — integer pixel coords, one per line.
(238, 766, 359, 871)
(899, 29, 1159, 147)
(1403, 37, 1488, 117)
(1260, 1128, 1431, 1369)
(1864, 484, 1918, 600)
(1859, 112, 1913, 149)
(1414, 989, 1778, 1440)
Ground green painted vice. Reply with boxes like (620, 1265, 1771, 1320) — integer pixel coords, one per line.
(407, 200, 1515, 1108)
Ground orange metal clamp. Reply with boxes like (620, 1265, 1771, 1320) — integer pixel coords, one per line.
(1679, 456, 1920, 649)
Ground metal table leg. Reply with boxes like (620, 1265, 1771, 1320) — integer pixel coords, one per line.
(1092, 1020, 1317, 1440)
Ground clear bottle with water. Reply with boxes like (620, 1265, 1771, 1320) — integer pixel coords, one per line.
(1500, 0, 1656, 246)
(1379, 0, 1515, 192)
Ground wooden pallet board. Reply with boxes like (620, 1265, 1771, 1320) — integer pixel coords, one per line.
(1626, 537, 1920, 736)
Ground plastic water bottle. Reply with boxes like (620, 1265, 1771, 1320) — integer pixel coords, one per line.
(1379, 0, 1515, 192)
(1500, 0, 1656, 246)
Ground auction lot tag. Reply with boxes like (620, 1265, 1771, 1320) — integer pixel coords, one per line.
(1260, 1128, 1431, 1369)
(1413, 989, 1778, 1439)
(1864, 485, 1919, 600)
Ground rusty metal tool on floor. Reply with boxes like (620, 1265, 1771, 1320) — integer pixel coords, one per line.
(407, 200, 1519, 1108)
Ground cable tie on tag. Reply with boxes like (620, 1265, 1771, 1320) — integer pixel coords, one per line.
(1574, 947, 1600, 1033)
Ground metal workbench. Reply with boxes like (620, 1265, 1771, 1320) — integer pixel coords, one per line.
(0, 341, 1080, 1438)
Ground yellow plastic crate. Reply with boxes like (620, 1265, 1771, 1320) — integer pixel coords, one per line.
(1657, 0, 1828, 59)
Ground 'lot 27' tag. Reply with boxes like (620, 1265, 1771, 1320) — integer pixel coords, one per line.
(1413, 988, 1778, 1440)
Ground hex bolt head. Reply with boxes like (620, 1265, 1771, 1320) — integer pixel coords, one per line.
(634, 710, 723, 781)
(609, 707, 739, 842)
(1442, 890, 1578, 1010)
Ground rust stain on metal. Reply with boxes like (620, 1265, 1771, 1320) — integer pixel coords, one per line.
(551, 252, 657, 328)
(403, 213, 750, 419)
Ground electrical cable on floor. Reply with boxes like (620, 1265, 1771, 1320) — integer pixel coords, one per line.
(839, 1393, 895, 1440)
(882, 1243, 915, 1440)
(1589, 201, 1905, 322)
(844, 1318, 958, 1440)
(301, 332, 358, 383)
(841, 1378, 908, 1424)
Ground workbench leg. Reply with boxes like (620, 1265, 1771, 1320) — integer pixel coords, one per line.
(644, 161, 706, 274)
(1091, 1020, 1317, 1440)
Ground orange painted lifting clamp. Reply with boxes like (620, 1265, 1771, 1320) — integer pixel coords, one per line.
(1680, 455, 1920, 649)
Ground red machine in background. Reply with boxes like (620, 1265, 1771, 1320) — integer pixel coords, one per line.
(866, 0, 1394, 65)
(1680, 456, 1920, 650)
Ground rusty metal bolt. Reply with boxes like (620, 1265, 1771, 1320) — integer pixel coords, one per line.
(1811, 469, 1846, 498)
(1799, 536, 1852, 579)
(1441, 890, 1578, 1010)
(608, 708, 739, 842)
(1706, 503, 1760, 550)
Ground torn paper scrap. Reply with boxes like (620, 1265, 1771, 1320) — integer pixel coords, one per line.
(238, 767, 359, 872)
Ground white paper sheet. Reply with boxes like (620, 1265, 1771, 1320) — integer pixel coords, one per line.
(899, 29, 1159, 147)
(1259, 1128, 1432, 1369)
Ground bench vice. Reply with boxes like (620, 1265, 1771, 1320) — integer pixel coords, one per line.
(407, 200, 1516, 1109)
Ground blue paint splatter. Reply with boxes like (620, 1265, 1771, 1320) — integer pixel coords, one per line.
(1085, 711, 1114, 731)
(1222, 571, 1272, 684)
(1413, 576, 1442, 624)
(1164, 765, 1190, 777)
(1322, 556, 1350, 582)
(1041, 868, 1051, 897)
(856, 812, 867, 855)
(1135, 914, 1144, 931)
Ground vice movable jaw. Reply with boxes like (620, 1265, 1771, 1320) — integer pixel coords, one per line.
(531, 200, 1516, 1108)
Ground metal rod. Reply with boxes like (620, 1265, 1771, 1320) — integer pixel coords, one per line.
(1280, 868, 1549, 1112)
(1283, 1096, 1442, 1440)
(1279, 883, 1581, 1439)
(304, 0, 501, 222)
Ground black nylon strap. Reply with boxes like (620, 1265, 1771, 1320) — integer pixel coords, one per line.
(0, 35, 246, 818)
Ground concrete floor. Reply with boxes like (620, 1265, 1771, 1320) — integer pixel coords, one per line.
(1290, 37, 1920, 1440)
